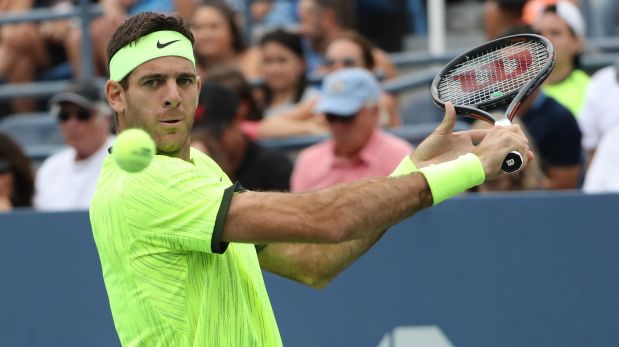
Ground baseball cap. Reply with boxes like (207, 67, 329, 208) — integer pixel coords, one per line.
(536, 1, 586, 38)
(316, 67, 381, 116)
(48, 81, 106, 111)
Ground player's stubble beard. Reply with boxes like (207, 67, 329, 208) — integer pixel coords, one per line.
(122, 103, 193, 159)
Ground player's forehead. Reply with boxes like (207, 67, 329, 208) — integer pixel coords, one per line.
(129, 56, 196, 81)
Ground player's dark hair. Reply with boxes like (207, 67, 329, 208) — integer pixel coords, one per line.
(0, 133, 34, 208)
(106, 12, 195, 83)
(259, 28, 308, 106)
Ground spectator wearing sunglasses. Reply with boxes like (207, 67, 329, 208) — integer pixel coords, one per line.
(291, 68, 412, 192)
(0, 133, 35, 212)
(34, 82, 114, 211)
(323, 31, 401, 127)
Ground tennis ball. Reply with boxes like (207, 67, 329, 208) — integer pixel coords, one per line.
(113, 128, 156, 173)
(490, 91, 503, 98)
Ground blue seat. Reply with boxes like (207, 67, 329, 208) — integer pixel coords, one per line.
(0, 112, 65, 161)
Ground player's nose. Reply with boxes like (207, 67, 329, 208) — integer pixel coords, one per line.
(163, 80, 182, 108)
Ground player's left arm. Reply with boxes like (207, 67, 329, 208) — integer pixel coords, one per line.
(258, 233, 387, 289)
(257, 103, 517, 288)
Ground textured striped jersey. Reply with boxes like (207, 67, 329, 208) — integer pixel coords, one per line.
(89, 147, 282, 346)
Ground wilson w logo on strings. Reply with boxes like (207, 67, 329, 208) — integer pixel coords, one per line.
(452, 50, 533, 92)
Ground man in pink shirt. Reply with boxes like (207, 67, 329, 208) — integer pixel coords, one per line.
(291, 68, 413, 192)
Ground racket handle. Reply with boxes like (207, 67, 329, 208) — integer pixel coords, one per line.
(502, 151, 523, 173)
(494, 119, 523, 173)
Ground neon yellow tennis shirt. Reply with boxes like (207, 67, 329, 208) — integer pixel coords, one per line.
(90, 147, 282, 347)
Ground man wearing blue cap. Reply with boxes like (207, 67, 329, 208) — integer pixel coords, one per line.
(291, 68, 413, 192)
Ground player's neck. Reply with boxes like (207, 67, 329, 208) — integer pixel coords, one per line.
(157, 141, 191, 162)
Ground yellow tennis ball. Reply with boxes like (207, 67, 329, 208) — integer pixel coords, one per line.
(113, 128, 156, 173)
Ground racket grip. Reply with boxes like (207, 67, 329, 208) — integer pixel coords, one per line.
(502, 151, 523, 173)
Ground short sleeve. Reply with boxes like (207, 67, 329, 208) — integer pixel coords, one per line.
(122, 157, 232, 254)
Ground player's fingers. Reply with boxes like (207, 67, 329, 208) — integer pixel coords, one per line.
(458, 129, 489, 143)
(527, 150, 535, 163)
(509, 132, 530, 165)
(434, 101, 456, 135)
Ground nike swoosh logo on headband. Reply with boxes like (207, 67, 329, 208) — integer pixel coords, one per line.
(156, 39, 180, 49)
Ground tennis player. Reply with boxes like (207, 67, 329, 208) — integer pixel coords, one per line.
(90, 12, 531, 347)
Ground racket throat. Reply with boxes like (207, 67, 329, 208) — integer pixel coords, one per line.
(495, 118, 511, 127)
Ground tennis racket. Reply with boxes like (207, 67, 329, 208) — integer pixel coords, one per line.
(431, 34, 555, 173)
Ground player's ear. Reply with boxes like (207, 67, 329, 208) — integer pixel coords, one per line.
(106, 80, 126, 114)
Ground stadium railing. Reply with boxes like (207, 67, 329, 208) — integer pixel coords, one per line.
(0, 112, 64, 162)
(0, 0, 102, 101)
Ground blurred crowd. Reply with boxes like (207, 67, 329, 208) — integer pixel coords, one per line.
(0, 0, 618, 212)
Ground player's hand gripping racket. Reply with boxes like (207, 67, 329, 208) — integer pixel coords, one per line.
(431, 34, 555, 173)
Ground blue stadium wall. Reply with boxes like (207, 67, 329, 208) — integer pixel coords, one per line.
(1, 192, 617, 347)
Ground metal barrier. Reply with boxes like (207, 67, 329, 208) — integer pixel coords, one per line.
(1, 192, 617, 346)
(0, 0, 102, 100)
(258, 121, 470, 152)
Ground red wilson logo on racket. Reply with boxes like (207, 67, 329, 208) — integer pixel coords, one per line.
(453, 50, 533, 92)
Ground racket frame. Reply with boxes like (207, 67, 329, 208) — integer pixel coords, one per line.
(430, 34, 555, 124)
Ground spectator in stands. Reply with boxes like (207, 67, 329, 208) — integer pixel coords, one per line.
(322, 31, 401, 127)
(66, 0, 190, 78)
(578, 60, 619, 168)
(205, 64, 327, 140)
(291, 68, 412, 192)
(192, 81, 293, 191)
(356, 0, 409, 52)
(523, 0, 581, 25)
(516, 88, 582, 189)
(0, 133, 35, 211)
(34, 82, 114, 210)
(296, 0, 398, 79)
(202, 64, 264, 123)
(190, 0, 261, 80)
(259, 28, 318, 118)
(533, 1, 590, 117)
(246, 0, 299, 42)
(582, 126, 619, 192)
(483, 0, 528, 40)
(0, 0, 73, 113)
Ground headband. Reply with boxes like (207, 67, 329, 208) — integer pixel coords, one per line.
(109, 30, 195, 82)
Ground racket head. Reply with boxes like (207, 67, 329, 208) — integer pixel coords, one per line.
(431, 34, 555, 124)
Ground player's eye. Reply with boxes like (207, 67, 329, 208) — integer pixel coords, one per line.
(143, 79, 159, 88)
(178, 77, 194, 86)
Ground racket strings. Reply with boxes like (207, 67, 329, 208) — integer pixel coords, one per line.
(437, 40, 550, 106)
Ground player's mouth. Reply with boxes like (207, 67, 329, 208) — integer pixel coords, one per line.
(160, 119, 182, 125)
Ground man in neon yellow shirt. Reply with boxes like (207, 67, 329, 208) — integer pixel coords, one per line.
(90, 12, 532, 347)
